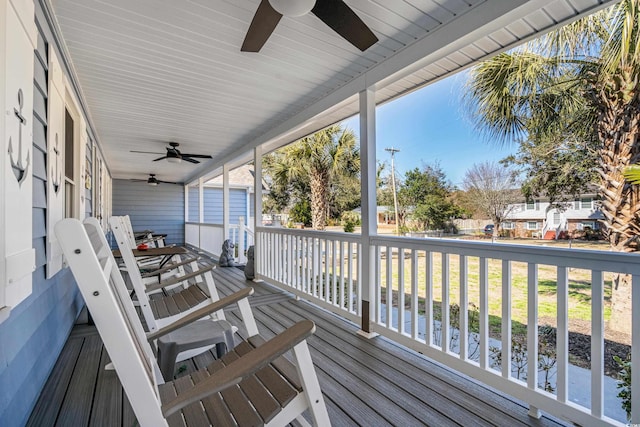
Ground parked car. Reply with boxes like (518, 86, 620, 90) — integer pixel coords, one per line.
(483, 224, 494, 236)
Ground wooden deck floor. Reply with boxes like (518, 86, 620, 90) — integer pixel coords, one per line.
(27, 266, 568, 426)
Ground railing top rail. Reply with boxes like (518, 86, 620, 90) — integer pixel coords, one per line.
(185, 222, 223, 228)
(371, 235, 640, 274)
(256, 226, 362, 243)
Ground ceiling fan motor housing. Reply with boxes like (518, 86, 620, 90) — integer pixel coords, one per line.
(269, 0, 315, 16)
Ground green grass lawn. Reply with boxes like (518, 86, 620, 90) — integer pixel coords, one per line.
(374, 251, 613, 335)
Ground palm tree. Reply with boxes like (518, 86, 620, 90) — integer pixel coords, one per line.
(464, 0, 640, 331)
(266, 125, 359, 230)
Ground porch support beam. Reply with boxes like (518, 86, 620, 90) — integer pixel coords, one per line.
(223, 164, 230, 239)
(198, 177, 204, 223)
(358, 87, 378, 337)
(184, 184, 189, 222)
(254, 145, 263, 275)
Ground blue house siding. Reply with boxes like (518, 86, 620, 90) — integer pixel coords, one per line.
(0, 268, 83, 426)
(188, 186, 249, 225)
(113, 180, 185, 245)
(0, 4, 85, 425)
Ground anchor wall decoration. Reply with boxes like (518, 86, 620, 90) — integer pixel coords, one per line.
(8, 89, 30, 186)
(51, 133, 61, 194)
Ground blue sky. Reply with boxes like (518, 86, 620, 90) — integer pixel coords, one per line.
(342, 70, 516, 188)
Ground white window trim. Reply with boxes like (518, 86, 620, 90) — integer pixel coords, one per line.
(526, 221, 540, 230)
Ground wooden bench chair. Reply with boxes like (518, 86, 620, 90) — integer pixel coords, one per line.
(56, 218, 330, 426)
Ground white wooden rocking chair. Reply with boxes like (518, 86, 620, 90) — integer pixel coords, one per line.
(109, 215, 235, 336)
(56, 218, 331, 427)
(87, 217, 244, 379)
(110, 215, 198, 285)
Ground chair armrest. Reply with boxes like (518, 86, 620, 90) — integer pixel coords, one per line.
(146, 287, 254, 341)
(145, 264, 215, 293)
(161, 320, 315, 417)
(140, 256, 199, 278)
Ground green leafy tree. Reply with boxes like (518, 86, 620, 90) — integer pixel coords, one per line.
(501, 128, 598, 206)
(399, 164, 461, 230)
(289, 200, 312, 227)
(412, 195, 460, 230)
(263, 125, 360, 230)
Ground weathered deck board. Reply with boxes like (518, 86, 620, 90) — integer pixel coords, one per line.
(28, 265, 569, 427)
(26, 335, 84, 426)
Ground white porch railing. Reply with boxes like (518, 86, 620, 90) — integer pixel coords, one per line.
(186, 220, 254, 263)
(256, 227, 639, 426)
(255, 226, 362, 324)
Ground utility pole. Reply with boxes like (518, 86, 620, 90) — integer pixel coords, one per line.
(385, 147, 400, 236)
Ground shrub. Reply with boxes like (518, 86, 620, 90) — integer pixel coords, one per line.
(290, 200, 312, 226)
(614, 354, 631, 420)
(341, 211, 360, 233)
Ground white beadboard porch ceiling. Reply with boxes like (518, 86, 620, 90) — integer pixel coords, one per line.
(49, 0, 615, 184)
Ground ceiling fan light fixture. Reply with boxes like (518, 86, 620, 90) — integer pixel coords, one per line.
(167, 157, 182, 164)
(269, 0, 315, 17)
(148, 180, 158, 186)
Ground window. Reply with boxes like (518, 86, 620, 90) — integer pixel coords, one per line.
(553, 212, 561, 225)
(581, 198, 592, 209)
(64, 108, 76, 218)
(526, 200, 535, 210)
(579, 221, 595, 230)
(527, 221, 539, 230)
(502, 222, 514, 230)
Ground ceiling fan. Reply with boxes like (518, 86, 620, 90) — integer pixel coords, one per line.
(242, 0, 378, 53)
(130, 142, 213, 164)
(130, 174, 181, 186)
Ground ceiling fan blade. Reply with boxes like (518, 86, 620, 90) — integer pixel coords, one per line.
(183, 157, 200, 164)
(312, 0, 378, 51)
(153, 156, 168, 162)
(158, 180, 181, 185)
(241, 0, 283, 52)
(131, 150, 164, 155)
(181, 154, 213, 159)
(129, 179, 147, 182)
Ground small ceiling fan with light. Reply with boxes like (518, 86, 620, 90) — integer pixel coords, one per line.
(130, 142, 213, 164)
(130, 174, 181, 186)
(242, 0, 378, 53)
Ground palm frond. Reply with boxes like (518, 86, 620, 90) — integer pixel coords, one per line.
(623, 164, 640, 184)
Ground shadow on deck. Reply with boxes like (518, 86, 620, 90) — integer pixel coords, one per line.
(27, 266, 568, 426)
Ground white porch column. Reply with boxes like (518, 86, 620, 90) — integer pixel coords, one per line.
(184, 184, 189, 222)
(198, 177, 204, 249)
(254, 146, 263, 275)
(198, 177, 204, 223)
(223, 164, 230, 239)
(358, 87, 378, 336)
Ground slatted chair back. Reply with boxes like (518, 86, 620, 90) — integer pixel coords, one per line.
(113, 215, 166, 268)
(121, 214, 166, 248)
(109, 215, 245, 334)
(57, 218, 331, 427)
(56, 218, 169, 425)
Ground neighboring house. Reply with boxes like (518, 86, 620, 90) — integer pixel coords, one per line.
(502, 193, 604, 239)
(187, 165, 266, 226)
